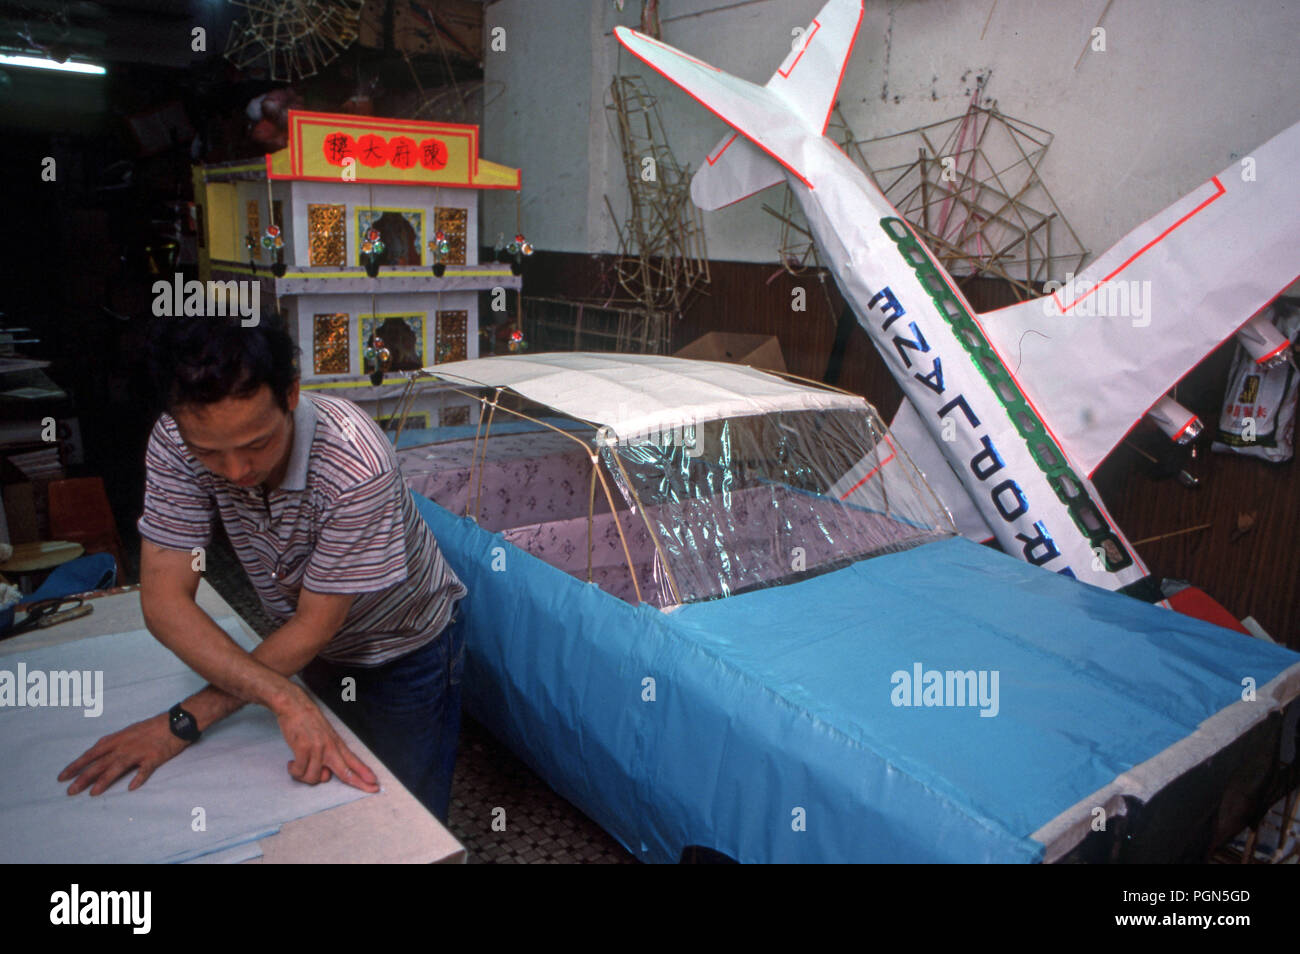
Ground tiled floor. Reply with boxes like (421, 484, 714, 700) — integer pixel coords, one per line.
(192, 528, 638, 864)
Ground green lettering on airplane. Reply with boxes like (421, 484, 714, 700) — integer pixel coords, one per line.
(880, 216, 1133, 572)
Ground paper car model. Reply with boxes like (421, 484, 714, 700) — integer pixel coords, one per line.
(391, 352, 1300, 863)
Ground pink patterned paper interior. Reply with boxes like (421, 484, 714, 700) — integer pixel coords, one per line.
(401, 435, 928, 607)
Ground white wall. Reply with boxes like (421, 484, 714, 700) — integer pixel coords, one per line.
(483, 0, 1300, 271)
(481, 0, 607, 255)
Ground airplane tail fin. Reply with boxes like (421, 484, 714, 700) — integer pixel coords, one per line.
(613, 0, 863, 208)
(765, 0, 864, 134)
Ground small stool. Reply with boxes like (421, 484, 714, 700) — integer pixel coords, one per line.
(0, 540, 85, 594)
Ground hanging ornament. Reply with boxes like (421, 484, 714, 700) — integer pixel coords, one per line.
(363, 334, 391, 367)
(361, 226, 384, 276)
(364, 333, 391, 385)
(361, 227, 385, 256)
(508, 328, 526, 353)
(428, 228, 450, 277)
(244, 233, 259, 273)
(509, 231, 533, 275)
(261, 222, 284, 250)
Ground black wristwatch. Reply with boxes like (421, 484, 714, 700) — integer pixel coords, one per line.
(168, 704, 201, 744)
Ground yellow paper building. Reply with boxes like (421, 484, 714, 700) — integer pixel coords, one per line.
(192, 109, 523, 430)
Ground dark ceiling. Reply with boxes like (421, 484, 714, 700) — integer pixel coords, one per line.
(1, 1, 489, 71)
(0, 0, 224, 70)
(0, 1, 488, 137)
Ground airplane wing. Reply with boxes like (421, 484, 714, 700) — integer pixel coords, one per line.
(974, 118, 1300, 476)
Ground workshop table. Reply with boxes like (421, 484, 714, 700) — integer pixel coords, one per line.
(1, 580, 466, 864)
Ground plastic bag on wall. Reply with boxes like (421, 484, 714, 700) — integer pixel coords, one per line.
(1212, 298, 1299, 462)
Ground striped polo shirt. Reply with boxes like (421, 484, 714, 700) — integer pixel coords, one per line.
(137, 391, 467, 666)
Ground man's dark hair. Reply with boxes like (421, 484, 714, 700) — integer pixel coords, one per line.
(151, 312, 300, 415)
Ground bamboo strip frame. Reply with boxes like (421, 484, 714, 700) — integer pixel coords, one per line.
(397, 372, 658, 604)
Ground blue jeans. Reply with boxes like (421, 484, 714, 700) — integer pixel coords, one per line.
(302, 608, 465, 823)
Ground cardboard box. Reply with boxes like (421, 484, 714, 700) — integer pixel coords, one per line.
(674, 332, 787, 374)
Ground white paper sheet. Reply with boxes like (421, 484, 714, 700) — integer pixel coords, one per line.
(0, 618, 372, 863)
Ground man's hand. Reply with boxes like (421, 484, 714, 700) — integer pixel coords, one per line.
(58, 713, 189, 796)
(273, 687, 380, 793)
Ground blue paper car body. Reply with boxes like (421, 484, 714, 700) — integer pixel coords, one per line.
(393, 353, 1300, 863)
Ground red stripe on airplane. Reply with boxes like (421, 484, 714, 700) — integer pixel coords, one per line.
(1053, 177, 1227, 314)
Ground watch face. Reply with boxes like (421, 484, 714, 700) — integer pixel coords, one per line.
(171, 707, 198, 740)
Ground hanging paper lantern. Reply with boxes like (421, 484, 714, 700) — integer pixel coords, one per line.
(428, 228, 449, 274)
(363, 335, 391, 368)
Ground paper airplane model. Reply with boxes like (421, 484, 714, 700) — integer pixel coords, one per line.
(615, 0, 1300, 596)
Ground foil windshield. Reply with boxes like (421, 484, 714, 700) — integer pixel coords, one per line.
(395, 381, 954, 609)
(601, 407, 954, 605)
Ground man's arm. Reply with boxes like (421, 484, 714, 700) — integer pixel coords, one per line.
(141, 542, 351, 725)
(59, 541, 380, 796)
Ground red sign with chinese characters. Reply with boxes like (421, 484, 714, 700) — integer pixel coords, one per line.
(279, 110, 520, 190)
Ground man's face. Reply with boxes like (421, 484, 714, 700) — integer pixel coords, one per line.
(173, 382, 299, 489)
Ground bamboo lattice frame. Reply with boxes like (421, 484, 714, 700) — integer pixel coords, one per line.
(767, 103, 1088, 300)
(225, 0, 364, 82)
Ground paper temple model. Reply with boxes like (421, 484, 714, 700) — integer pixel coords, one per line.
(191, 110, 522, 431)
